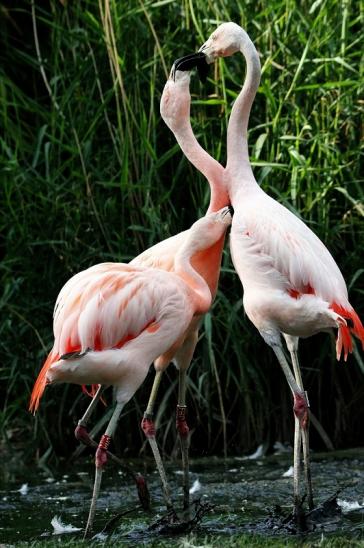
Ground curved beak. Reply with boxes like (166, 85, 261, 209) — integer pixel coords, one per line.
(198, 42, 207, 53)
(171, 51, 210, 83)
(198, 40, 216, 64)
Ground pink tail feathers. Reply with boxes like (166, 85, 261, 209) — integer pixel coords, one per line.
(29, 351, 103, 413)
(331, 303, 364, 361)
(29, 350, 59, 414)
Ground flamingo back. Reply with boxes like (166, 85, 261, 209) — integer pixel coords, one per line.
(231, 192, 364, 359)
(29, 263, 193, 412)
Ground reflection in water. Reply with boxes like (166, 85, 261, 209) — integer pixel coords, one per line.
(0, 449, 363, 543)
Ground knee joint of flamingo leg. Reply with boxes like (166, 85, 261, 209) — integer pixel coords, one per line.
(74, 423, 92, 446)
(95, 434, 111, 469)
(293, 391, 310, 430)
(141, 414, 156, 439)
(176, 405, 189, 438)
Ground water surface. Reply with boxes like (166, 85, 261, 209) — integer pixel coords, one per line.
(1, 448, 363, 544)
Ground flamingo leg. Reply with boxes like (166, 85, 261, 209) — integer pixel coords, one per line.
(271, 343, 308, 521)
(289, 346, 314, 510)
(176, 367, 190, 514)
(293, 416, 302, 512)
(74, 385, 149, 509)
(84, 401, 124, 538)
(141, 370, 174, 511)
(75, 385, 106, 446)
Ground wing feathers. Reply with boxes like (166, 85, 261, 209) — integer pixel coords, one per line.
(233, 195, 363, 360)
(238, 196, 349, 305)
(53, 266, 160, 357)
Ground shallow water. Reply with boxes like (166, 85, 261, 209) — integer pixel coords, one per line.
(1, 448, 363, 544)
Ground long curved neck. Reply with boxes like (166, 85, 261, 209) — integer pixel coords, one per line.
(174, 239, 213, 315)
(172, 119, 228, 213)
(190, 236, 225, 298)
(226, 30, 261, 181)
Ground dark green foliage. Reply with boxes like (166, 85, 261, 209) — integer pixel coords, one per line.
(1, 0, 363, 461)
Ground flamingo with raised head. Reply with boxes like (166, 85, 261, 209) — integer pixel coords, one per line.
(130, 63, 229, 511)
(190, 22, 364, 520)
(29, 206, 233, 536)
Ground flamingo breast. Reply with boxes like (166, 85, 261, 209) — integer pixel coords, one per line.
(230, 193, 349, 308)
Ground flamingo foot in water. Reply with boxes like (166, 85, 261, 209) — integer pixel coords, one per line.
(148, 500, 214, 534)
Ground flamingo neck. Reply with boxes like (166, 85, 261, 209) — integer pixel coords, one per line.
(226, 30, 261, 183)
(174, 240, 213, 315)
(190, 234, 225, 299)
(173, 123, 229, 212)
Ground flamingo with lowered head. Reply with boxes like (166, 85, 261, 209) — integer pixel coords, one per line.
(29, 206, 233, 536)
(185, 22, 364, 521)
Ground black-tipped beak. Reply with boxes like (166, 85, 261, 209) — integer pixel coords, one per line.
(228, 205, 234, 216)
(172, 51, 210, 83)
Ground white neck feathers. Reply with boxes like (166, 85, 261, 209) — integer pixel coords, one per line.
(226, 29, 261, 182)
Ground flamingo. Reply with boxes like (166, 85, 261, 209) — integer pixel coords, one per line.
(29, 206, 233, 536)
(130, 62, 229, 511)
(44, 62, 229, 510)
(30, 60, 229, 524)
(74, 62, 229, 514)
(189, 22, 364, 520)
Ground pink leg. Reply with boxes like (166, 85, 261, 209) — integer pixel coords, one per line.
(84, 402, 124, 538)
(293, 384, 313, 510)
(293, 390, 312, 517)
(75, 385, 105, 446)
(141, 371, 174, 511)
(286, 335, 314, 511)
(176, 403, 190, 512)
(75, 386, 150, 511)
(271, 343, 306, 520)
(176, 368, 190, 514)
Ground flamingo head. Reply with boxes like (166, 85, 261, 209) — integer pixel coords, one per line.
(160, 69, 192, 132)
(199, 22, 243, 62)
(190, 206, 233, 243)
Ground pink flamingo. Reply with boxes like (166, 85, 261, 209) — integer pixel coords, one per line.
(30, 62, 229, 525)
(191, 22, 364, 519)
(168, 23, 363, 516)
(130, 63, 229, 512)
(29, 206, 233, 536)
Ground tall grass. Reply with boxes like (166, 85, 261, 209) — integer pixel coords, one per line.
(1, 0, 363, 461)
